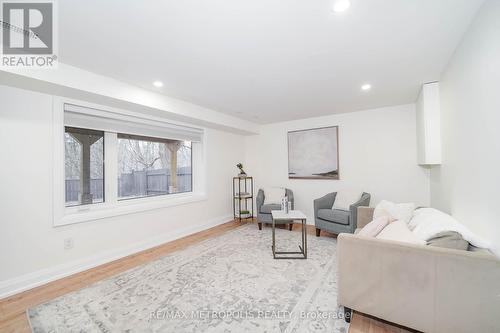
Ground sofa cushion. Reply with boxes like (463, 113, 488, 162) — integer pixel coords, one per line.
(373, 200, 414, 224)
(427, 231, 469, 251)
(376, 220, 426, 245)
(358, 216, 392, 237)
(260, 203, 281, 214)
(317, 209, 350, 225)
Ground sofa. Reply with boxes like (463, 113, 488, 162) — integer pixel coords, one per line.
(256, 188, 294, 230)
(314, 192, 370, 236)
(337, 207, 500, 332)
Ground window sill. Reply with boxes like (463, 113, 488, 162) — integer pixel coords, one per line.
(56, 192, 207, 227)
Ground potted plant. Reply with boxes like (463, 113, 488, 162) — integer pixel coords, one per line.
(236, 163, 247, 177)
(239, 210, 251, 218)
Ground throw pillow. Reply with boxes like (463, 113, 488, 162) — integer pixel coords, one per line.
(263, 187, 285, 205)
(332, 191, 363, 210)
(373, 200, 415, 224)
(357, 216, 392, 237)
(427, 231, 469, 251)
(376, 220, 426, 245)
(409, 207, 492, 251)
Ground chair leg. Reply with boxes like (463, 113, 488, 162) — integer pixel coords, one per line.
(288, 224, 293, 231)
(258, 222, 262, 230)
(315, 228, 321, 237)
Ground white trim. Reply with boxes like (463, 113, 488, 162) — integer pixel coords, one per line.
(192, 131, 208, 194)
(0, 214, 233, 300)
(60, 193, 208, 226)
(52, 97, 65, 226)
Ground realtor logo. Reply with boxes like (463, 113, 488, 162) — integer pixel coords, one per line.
(1, 1, 57, 68)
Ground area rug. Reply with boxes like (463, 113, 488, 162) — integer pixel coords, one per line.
(28, 224, 349, 332)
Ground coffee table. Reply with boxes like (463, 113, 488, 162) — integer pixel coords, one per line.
(270, 210, 307, 259)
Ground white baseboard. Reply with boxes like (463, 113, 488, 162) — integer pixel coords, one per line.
(0, 214, 233, 300)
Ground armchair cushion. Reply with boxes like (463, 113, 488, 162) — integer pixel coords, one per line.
(317, 209, 350, 225)
(263, 187, 285, 205)
(260, 204, 281, 214)
(332, 191, 363, 210)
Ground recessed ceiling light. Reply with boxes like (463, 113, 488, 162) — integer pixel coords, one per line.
(333, 0, 351, 13)
(153, 81, 163, 87)
(361, 84, 372, 91)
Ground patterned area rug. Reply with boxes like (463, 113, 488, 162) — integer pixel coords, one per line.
(28, 224, 349, 332)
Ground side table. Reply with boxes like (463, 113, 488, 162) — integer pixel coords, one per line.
(270, 210, 307, 259)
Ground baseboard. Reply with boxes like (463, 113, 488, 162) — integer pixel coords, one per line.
(0, 214, 233, 300)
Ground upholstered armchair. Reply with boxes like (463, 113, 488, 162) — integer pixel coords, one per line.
(314, 192, 370, 236)
(256, 188, 294, 230)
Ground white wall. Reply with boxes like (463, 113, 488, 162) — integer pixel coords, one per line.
(244, 104, 431, 222)
(430, 0, 500, 252)
(0, 85, 244, 297)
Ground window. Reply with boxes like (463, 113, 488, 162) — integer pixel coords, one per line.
(56, 101, 204, 226)
(117, 134, 192, 200)
(64, 127, 104, 206)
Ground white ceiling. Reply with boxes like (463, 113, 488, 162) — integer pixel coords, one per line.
(58, 0, 484, 124)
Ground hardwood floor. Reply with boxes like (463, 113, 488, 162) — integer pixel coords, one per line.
(349, 312, 416, 333)
(0, 220, 413, 333)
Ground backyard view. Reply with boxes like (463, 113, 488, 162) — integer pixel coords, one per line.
(117, 134, 192, 200)
(65, 128, 192, 206)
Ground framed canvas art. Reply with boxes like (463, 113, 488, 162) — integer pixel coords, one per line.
(287, 126, 339, 179)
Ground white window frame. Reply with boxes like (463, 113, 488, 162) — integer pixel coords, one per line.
(52, 97, 207, 227)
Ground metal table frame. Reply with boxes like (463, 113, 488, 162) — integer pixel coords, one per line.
(271, 214, 307, 259)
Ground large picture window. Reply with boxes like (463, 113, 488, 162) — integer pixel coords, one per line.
(117, 134, 192, 200)
(64, 127, 104, 206)
(57, 101, 203, 226)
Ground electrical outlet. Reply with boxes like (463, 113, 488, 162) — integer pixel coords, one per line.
(64, 238, 74, 250)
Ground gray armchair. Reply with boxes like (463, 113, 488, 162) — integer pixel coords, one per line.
(314, 192, 370, 236)
(256, 188, 294, 230)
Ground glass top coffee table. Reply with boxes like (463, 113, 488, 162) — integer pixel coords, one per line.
(270, 210, 308, 259)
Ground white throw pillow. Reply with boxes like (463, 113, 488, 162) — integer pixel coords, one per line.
(373, 200, 415, 224)
(358, 216, 392, 237)
(376, 220, 426, 245)
(332, 191, 363, 210)
(263, 187, 285, 205)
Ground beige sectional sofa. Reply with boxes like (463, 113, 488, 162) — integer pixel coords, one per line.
(337, 207, 500, 333)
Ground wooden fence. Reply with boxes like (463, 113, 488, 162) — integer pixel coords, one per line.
(65, 178, 103, 203)
(65, 167, 192, 203)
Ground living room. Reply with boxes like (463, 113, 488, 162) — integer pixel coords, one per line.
(0, 0, 499, 332)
